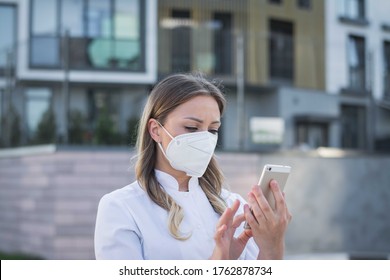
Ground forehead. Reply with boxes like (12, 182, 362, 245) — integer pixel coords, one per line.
(167, 95, 220, 120)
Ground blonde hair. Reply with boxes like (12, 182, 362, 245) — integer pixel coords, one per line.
(135, 73, 227, 240)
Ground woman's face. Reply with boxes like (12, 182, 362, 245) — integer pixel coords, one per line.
(161, 95, 221, 138)
(149, 95, 221, 176)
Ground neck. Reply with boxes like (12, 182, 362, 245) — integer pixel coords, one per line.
(156, 152, 191, 192)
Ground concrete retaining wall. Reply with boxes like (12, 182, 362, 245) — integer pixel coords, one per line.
(0, 146, 389, 259)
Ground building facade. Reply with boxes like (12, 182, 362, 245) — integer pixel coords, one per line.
(0, 0, 157, 146)
(0, 0, 389, 152)
(325, 0, 390, 151)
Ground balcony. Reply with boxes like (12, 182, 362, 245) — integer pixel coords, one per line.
(30, 36, 144, 72)
(157, 27, 236, 81)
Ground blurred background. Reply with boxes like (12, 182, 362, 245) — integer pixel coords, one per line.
(0, 0, 389, 259)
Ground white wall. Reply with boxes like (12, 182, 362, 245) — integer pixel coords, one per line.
(325, 0, 390, 99)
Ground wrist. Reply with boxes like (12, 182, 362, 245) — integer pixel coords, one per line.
(257, 242, 285, 260)
(210, 248, 229, 260)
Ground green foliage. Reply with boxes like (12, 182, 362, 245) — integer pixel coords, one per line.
(68, 110, 87, 144)
(94, 108, 121, 145)
(34, 108, 57, 144)
(10, 110, 21, 147)
(126, 116, 139, 146)
(0, 105, 21, 147)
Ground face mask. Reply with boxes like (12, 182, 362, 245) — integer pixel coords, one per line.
(157, 122, 218, 177)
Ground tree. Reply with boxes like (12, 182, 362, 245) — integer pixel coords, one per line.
(34, 108, 56, 144)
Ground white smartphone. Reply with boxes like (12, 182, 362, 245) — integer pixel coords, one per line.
(244, 164, 291, 229)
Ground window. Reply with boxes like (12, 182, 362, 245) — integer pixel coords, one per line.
(269, 19, 294, 82)
(296, 121, 328, 149)
(296, 121, 328, 148)
(341, 105, 366, 149)
(30, 0, 145, 71)
(340, 0, 365, 20)
(384, 41, 390, 100)
(171, 10, 191, 72)
(348, 35, 366, 90)
(31, 0, 60, 67)
(61, 0, 84, 36)
(87, 89, 121, 139)
(297, 0, 311, 9)
(213, 12, 233, 75)
(0, 4, 16, 75)
(0, 89, 3, 135)
(25, 88, 52, 136)
(87, 0, 111, 38)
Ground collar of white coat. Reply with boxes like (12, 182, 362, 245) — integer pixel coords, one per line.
(155, 169, 199, 193)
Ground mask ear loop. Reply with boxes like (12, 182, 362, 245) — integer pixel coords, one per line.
(156, 120, 175, 140)
(155, 120, 173, 161)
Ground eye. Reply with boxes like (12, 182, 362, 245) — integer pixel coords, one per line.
(185, 126, 198, 132)
(208, 129, 219, 135)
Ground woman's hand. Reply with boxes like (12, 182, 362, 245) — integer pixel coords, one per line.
(209, 199, 252, 260)
(244, 180, 292, 260)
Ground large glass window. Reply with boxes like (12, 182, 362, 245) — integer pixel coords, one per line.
(348, 35, 366, 91)
(296, 121, 328, 148)
(269, 19, 294, 82)
(341, 105, 366, 149)
(297, 0, 311, 10)
(61, 0, 84, 36)
(384, 41, 390, 100)
(30, 0, 145, 71)
(114, 0, 140, 39)
(213, 13, 233, 75)
(87, 0, 111, 38)
(31, 0, 60, 67)
(340, 0, 365, 20)
(171, 10, 191, 73)
(32, 0, 57, 35)
(87, 89, 121, 144)
(25, 88, 52, 135)
(0, 5, 16, 73)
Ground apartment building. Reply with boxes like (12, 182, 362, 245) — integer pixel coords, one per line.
(158, 0, 390, 151)
(158, 0, 338, 151)
(0, 0, 157, 146)
(325, 0, 390, 150)
(0, 0, 389, 152)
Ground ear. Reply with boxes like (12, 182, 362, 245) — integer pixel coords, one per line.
(148, 118, 161, 143)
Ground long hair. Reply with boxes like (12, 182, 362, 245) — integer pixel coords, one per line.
(135, 73, 227, 240)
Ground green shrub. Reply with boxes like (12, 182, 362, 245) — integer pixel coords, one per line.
(94, 108, 121, 145)
(33, 108, 56, 144)
(68, 110, 87, 144)
(126, 116, 139, 146)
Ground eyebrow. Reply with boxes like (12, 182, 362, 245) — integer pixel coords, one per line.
(184, 117, 221, 124)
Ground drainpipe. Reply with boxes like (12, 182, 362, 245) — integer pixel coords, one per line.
(62, 30, 70, 144)
(367, 50, 375, 152)
(236, 32, 245, 151)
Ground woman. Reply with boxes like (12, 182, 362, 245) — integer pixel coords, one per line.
(94, 73, 292, 260)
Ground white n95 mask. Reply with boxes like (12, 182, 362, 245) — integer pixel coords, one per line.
(157, 123, 218, 177)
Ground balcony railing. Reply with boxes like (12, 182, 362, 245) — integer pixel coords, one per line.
(158, 27, 236, 79)
(349, 66, 366, 91)
(30, 36, 144, 72)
